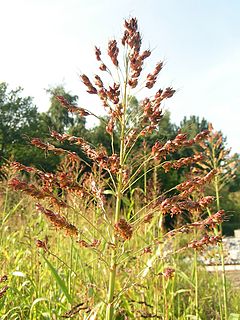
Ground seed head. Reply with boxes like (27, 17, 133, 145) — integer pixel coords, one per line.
(0, 275, 7, 283)
(114, 219, 133, 240)
(36, 203, 78, 237)
(0, 286, 8, 299)
(36, 239, 48, 251)
(162, 267, 175, 280)
(108, 40, 119, 67)
(95, 46, 101, 61)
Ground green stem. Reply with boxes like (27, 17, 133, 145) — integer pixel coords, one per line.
(194, 248, 199, 320)
(106, 189, 122, 320)
(105, 56, 129, 320)
(143, 142, 147, 205)
(213, 149, 228, 319)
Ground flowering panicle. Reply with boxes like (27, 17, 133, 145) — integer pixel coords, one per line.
(55, 96, 90, 117)
(143, 212, 154, 223)
(11, 161, 35, 173)
(176, 169, 217, 195)
(6, 17, 227, 318)
(146, 62, 164, 89)
(95, 46, 101, 61)
(141, 97, 163, 127)
(36, 239, 48, 251)
(80, 74, 97, 94)
(128, 49, 151, 89)
(8, 178, 48, 199)
(94, 46, 108, 71)
(158, 195, 215, 216)
(152, 133, 188, 159)
(162, 153, 204, 172)
(0, 275, 8, 300)
(114, 219, 133, 240)
(188, 234, 222, 250)
(106, 83, 120, 105)
(142, 246, 152, 254)
(90, 179, 105, 210)
(122, 18, 141, 53)
(108, 40, 119, 67)
(11, 159, 87, 200)
(167, 210, 225, 238)
(51, 131, 120, 173)
(9, 177, 67, 207)
(124, 129, 138, 147)
(161, 267, 175, 280)
(94, 75, 104, 88)
(0, 275, 7, 283)
(138, 87, 175, 135)
(36, 203, 78, 236)
(77, 239, 101, 248)
(31, 138, 66, 155)
(152, 130, 210, 160)
(202, 210, 225, 228)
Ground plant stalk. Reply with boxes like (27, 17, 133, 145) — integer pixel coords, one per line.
(106, 56, 129, 320)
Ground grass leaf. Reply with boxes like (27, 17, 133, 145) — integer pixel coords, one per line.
(41, 253, 73, 304)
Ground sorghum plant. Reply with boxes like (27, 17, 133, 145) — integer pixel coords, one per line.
(192, 124, 239, 319)
(9, 18, 225, 319)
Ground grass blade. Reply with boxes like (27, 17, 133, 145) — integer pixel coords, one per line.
(41, 253, 73, 304)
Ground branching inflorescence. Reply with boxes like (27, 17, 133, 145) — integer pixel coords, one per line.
(8, 17, 225, 320)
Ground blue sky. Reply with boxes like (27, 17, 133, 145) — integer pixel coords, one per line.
(1, 0, 240, 152)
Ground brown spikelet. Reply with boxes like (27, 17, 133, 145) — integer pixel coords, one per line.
(0, 286, 8, 299)
(56, 96, 90, 116)
(36, 203, 78, 237)
(161, 268, 175, 280)
(80, 74, 97, 94)
(99, 63, 107, 71)
(36, 239, 48, 251)
(108, 40, 119, 67)
(0, 275, 7, 283)
(188, 234, 222, 250)
(114, 219, 133, 240)
(146, 62, 163, 89)
(95, 46, 101, 61)
(77, 239, 101, 248)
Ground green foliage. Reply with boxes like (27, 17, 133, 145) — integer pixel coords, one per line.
(0, 82, 38, 161)
(46, 85, 77, 133)
(180, 115, 209, 139)
(0, 188, 240, 319)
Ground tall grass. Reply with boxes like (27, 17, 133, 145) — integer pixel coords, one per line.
(1, 18, 240, 320)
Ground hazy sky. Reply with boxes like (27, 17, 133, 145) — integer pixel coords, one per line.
(1, 0, 240, 152)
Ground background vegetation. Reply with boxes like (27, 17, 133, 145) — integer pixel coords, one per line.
(1, 81, 239, 235)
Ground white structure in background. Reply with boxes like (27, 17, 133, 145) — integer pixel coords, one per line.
(223, 229, 240, 265)
(205, 229, 240, 271)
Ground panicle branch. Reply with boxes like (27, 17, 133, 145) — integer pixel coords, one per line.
(36, 203, 78, 237)
(152, 130, 210, 160)
(55, 96, 90, 116)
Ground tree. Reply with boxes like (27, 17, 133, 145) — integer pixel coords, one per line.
(0, 82, 39, 162)
(179, 115, 208, 138)
(46, 85, 78, 133)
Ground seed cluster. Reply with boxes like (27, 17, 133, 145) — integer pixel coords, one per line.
(36, 203, 78, 237)
(55, 95, 90, 117)
(159, 195, 215, 216)
(188, 234, 222, 250)
(114, 219, 133, 240)
(162, 154, 204, 172)
(152, 131, 210, 160)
